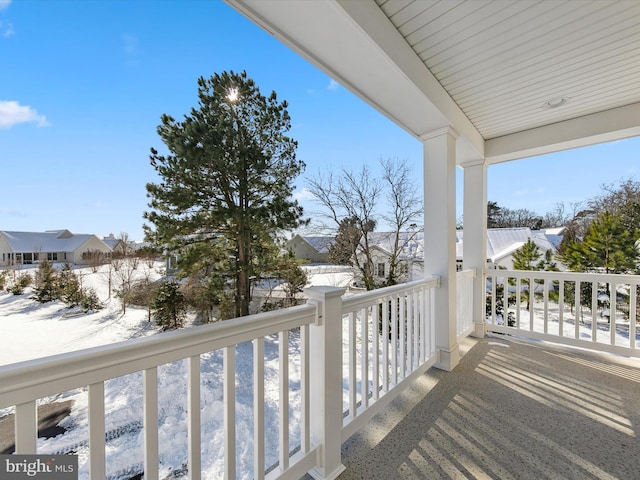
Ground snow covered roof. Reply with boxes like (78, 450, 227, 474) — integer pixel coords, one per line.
(301, 236, 335, 254)
(367, 231, 424, 261)
(300, 228, 561, 264)
(0, 230, 109, 253)
(456, 227, 559, 263)
(102, 237, 122, 250)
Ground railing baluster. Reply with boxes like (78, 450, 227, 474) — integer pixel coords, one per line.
(558, 280, 565, 336)
(399, 295, 406, 379)
(144, 367, 159, 480)
(590, 281, 596, 340)
(253, 337, 265, 479)
(372, 302, 380, 401)
(188, 356, 201, 480)
(382, 298, 389, 392)
(592, 281, 598, 342)
(543, 278, 549, 334)
(490, 276, 496, 326)
(413, 289, 419, 369)
(224, 346, 236, 480)
(349, 311, 357, 419)
(88, 382, 106, 480)
(300, 325, 310, 454)
(406, 293, 413, 372)
(420, 287, 426, 362)
(575, 280, 581, 339)
(529, 276, 534, 331)
(15, 401, 37, 454)
(631, 285, 637, 350)
(503, 276, 509, 328)
(610, 282, 617, 346)
(361, 307, 369, 409)
(516, 277, 521, 328)
(391, 295, 398, 386)
(279, 331, 289, 471)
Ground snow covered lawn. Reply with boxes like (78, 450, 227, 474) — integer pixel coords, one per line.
(0, 263, 355, 479)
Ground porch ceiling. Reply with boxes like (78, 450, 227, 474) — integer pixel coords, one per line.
(224, 0, 640, 165)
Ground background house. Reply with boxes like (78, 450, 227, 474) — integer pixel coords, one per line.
(456, 227, 562, 271)
(101, 234, 126, 257)
(285, 234, 334, 263)
(0, 230, 112, 266)
(288, 228, 563, 284)
(364, 231, 425, 282)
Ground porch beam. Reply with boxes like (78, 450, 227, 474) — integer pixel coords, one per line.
(461, 160, 488, 338)
(422, 127, 460, 371)
(485, 102, 640, 164)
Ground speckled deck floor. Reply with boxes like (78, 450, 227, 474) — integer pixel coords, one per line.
(327, 334, 640, 480)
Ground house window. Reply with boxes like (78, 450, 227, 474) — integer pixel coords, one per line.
(376, 263, 385, 277)
(48, 252, 58, 261)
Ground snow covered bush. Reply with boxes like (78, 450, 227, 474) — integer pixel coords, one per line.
(8, 273, 31, 295)
(150, 280, 186, 330)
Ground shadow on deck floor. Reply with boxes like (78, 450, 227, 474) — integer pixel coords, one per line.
(332, 334, 640, 480)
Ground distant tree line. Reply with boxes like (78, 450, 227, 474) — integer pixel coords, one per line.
(486, 201, 573, 230)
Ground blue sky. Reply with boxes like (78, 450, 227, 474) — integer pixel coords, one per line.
(1, 0, 638, 241)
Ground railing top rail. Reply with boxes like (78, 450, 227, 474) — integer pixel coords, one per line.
(0, 303, 316, 408)
(341, 276, 440, 312)
(487, 269, 640, 284)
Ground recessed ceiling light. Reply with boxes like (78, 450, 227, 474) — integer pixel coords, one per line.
(541, 97, 570, 110)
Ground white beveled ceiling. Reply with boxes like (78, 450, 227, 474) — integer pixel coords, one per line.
(224, 0, 640, 165)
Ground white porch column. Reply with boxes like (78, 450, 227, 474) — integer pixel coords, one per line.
(421, 127, 459, 371)
(305, 286, 347, 480)
(462, 160, 488, 338)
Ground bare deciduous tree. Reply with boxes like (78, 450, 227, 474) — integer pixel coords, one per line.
(307, 164, 381, 290)
(381, 158, 422, 286)
(113, 256, 139, 314)
(307, 158, 422, 289)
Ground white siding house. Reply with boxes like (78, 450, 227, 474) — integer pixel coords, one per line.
(364, 232, 425, 282)
(0, 230, 112, 266)
(456, 227, 562, 271)
(362, 228, 562, 280)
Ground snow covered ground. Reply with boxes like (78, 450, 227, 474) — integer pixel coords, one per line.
(0, 263, 356, 479)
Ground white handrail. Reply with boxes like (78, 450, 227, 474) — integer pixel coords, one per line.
(0, 303, 316, 407)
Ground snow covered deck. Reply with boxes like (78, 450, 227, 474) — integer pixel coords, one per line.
(326, 334, 640, 480)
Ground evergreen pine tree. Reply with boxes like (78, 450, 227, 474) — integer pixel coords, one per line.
(33, 260, 59, 303)
(512, 239, 542, 271)
(561, 211, 638, 274)
(144, 71, 306, 318)
(150, 281, 187, 330)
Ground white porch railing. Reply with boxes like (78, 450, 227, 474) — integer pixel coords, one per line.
(486, 269, 640, 357)
(0, 277, 440, 480)
(339, 278, 439, 441)
(456, 268, 476, 340)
